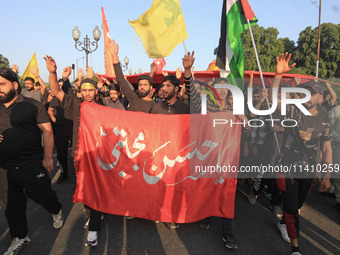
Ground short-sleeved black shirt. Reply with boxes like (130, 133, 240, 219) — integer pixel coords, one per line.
(0, 94, 50, 166)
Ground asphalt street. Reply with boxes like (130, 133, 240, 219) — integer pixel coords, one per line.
(0, 155, 339, 255)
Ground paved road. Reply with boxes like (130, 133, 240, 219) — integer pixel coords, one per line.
(1, 156, 339, 255)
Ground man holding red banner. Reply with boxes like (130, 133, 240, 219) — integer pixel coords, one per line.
(183, 51, 243, 250)
(150, 73, 190, 228)
(44, 56, 103, 247)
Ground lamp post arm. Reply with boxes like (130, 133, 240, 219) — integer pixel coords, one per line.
(88, 41, 99, 53)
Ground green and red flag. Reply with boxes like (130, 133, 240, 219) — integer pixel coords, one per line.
(216, 0, 257, 91)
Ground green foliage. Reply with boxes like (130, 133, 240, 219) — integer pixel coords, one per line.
(213, 23, 340, 79)
(242, 25, 287, 72)
(294, 23, 340, 78)
(0, 54, 9, 68)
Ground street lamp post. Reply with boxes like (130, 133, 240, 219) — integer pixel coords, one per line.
(122, 56, 129, 71)
(72, 26, 101, 67)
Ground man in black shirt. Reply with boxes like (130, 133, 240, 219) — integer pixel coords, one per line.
(102, 83, 125, 110)
(45, 56, 104, 247)
(111, 42, 155, 113)
(0, 68, 63, 255)
(272, 53, 333, 255)
(48, 96, 73, 183)
(150, 74, 189, 114)
(149, 73, 189, 228)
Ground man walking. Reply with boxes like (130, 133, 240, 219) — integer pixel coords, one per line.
(0, 68, 63, 255)
(272, 53, 332, 255)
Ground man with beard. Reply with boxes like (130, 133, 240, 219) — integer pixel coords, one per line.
(150, 74, 189, 114)
(0, 68, 63, 255)
(111, 41, 155, 113)
(149, 74, 189, 229)
(102, 83, 125, 110)
(21, 77, 46, 103)
(273, 53, 332, 255)
(45, 55, 105, 247)
(21, 65, 47, 103)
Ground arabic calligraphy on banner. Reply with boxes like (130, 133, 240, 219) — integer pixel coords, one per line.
(74, 102, 241, 222)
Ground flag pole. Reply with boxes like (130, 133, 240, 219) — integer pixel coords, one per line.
(183, 41, 188, 54)
(182, 41, 194, 79)
(247, 19, 281, 154)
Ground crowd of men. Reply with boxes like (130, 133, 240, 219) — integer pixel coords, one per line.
(0, 41, 339, 255)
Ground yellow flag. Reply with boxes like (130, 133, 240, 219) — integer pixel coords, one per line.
(22, 52, 39, 82)
(129, 0, 188, 58)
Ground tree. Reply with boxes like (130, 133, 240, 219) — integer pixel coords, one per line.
(294, 23, 340, 78)
(214, 23, 340, 78)
(214, 25, 294, 73)
(0, 54, 9, 68)
(278, 37, 296, 54)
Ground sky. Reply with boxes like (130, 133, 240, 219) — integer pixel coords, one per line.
(1, 0, 339, 82)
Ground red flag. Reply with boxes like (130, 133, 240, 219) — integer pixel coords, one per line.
(240, 0, 256, 21)
(74, 102, 241, 222)
(153, 58, 166, 74)
(101, 7, 116, 78)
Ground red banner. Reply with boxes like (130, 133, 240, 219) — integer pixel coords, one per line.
(101, 7, 116, 78)
(74, 102, 241, 222)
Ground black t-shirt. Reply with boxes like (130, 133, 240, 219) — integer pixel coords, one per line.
(279, 105, 333, 166)
(150, 99, 190, 114)
(60, 93, 82, 157)
(0, 94, 50, 166)
(49, 97, 74, 127)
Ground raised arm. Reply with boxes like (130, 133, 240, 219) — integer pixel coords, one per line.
(11, 64, 19, 74)
(272, 53, 296, 90)
(85, 66, 94, 79)
(271, 53, 296, 111)
(149, 62, 157, 79)
(44, 55, 64, 102)
(325, 81, 337, 106)
(30, 65, 47, 95)
(110, 40, 139, 102)
(78, 68, 84, 85)
(183, 51, 195, 79)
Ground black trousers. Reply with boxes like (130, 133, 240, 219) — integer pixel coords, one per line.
(5, 160, 62, 238)
(84, 205, 102, 231)
(277, 178, 314, 239)
(55, 124, 73, 176)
